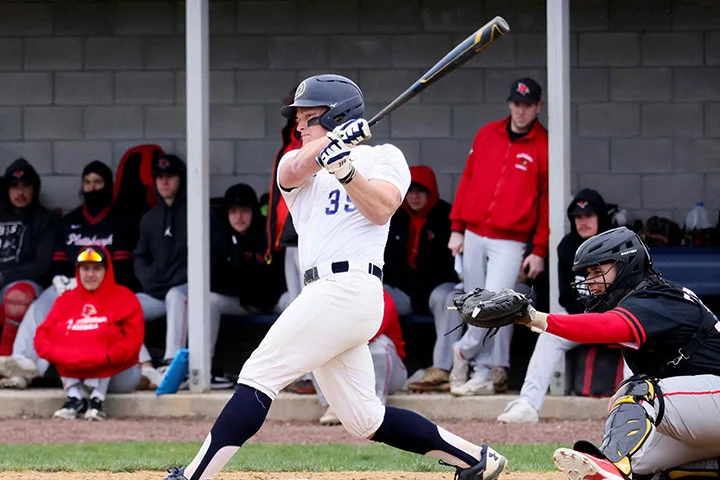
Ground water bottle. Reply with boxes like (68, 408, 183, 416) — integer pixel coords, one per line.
(685, 202, 713, 231)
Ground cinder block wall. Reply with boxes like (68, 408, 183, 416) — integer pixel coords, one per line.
(0, 0, 718, 225)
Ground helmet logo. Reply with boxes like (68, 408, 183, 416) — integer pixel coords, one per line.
(620, 248, 637, 256)
(295, 81, 306, 100)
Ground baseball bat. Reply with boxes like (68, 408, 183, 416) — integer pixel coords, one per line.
(368, 16, 510, 127)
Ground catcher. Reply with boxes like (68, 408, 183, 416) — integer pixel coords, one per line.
(453, 227, 720, 480)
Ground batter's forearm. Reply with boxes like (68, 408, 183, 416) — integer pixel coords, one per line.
(344, 173, 401, 226)
(278, 137, 329, 189)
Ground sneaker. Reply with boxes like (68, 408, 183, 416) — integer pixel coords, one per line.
(210, 375, 235, 390)
(84, 398, 107, 421)
(53, 396, 87, 420)
(140, 365, 164, 390)
(553, 448, 625, 480)
(0, 355, 39, 380)
(0, 375, 29, 389)
(497, 399, 539, 423)
(408, 367, 450, 393)
(450, 343, 470, 388)
(164, 466, 188, 480)
(285, 378, 316, 395)
(492, 366, 508, 394)
(319, 406, 341, 426)
(451, 373, 494, 396)
(454, 445, 508, 480)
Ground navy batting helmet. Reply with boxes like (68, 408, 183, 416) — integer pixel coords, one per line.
(572, 226, 652, 312)
(280, 74, 364, 131)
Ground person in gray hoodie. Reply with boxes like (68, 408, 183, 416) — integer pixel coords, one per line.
(133, 155, 188, 371)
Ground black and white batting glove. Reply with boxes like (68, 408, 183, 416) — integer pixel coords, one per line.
(316, 132, 356, 184)
(331, 118, 371, 148)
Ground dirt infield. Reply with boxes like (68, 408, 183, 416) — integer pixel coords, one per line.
(0, 473, 565, 480)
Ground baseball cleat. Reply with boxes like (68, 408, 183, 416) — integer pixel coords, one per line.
(164, 466, 188, 480)
(455, 445, 508, 480)
(553, 448, 626, 480)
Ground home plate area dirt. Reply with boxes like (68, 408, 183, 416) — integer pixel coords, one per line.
(0, 473, 566, 480)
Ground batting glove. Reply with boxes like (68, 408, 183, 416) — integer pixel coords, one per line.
(316, 132, 356, 184)
(332, 118, 371, 148)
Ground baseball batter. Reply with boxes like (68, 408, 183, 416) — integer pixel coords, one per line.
(163, 74, 507, 480)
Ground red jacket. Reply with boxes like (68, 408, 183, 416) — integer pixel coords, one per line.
(35, 246, 144, 379)
(373, 290, 406, 360)
(450, 117, 549, 258)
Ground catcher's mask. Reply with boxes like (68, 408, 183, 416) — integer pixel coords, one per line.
(572, 227, 651, 313)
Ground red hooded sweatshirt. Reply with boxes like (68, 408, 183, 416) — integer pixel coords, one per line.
(34, 245, 144, 379)
(372, 290, 406, 360)
(403, 166, 439, 269)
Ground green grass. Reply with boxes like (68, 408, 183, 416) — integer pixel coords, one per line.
(0, 442, 566, 472)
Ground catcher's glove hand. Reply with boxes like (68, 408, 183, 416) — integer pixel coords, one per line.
(451, 288, 534, 330)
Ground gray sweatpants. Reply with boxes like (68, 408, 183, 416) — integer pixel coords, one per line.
(519, 333, 579, 411)
(137, 284, 189, 362)
(61, 364, 141, 400)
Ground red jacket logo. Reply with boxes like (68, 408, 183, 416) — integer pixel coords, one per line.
(82, 304, 98, 317)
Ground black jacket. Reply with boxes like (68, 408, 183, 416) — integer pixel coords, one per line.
(557, 189, 612, 314)
(0, 159, 58, 288)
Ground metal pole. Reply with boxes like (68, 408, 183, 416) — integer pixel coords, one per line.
(186, 0, 211, 392)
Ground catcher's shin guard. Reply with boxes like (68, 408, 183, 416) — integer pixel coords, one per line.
(595, 375, 664, 477)
(0, 282, 36, 356)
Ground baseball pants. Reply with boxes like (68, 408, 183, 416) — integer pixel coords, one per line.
(61, 364, 141, 400)
(237, 268, 386, 438)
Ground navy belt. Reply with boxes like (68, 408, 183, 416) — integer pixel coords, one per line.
(303, 261, 383, 286)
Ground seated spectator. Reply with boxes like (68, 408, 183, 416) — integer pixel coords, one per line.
(383, 166, 458, 393)
(133, 155, 189, 381)
(314, 289, 407, 425)
(0, 159, 59, 355)
(35, 246, 143, 420)
(0, 160, 141, 389)
(497, 188, 611, 423)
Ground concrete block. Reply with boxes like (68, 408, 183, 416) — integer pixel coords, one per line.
(234, 140, 280, 174)
(0, 3, 52, 36)
(452, 104, 510, 139)
(174, 140, 236, 175)
(610, 139, 672, 173)
(579, 33, 640, 67)
(0, 108, 22, 141)
(24, 107, 82, 140)
(237, 1, 297, 34)
(210, 174, 270, 198)
(571, 69, 609, 103)
(641, 33, 703, 67)
(576, 174, 642, 209)
(360, 0, 421, 33)
(211, 106, 265, 139)
(358, 104, 389, 140)
(706, 104, 720, 137)
(515, 34, 546, 67)
(236, 71, 296, 104)
(608, 0, 672, 31)
(484, 69, 546, 104)
(435, 173, 456, 204)
(484, 0, 547, 33)
(358, 69, 423, 104)
(112, 141, 175, 169)
(641, 104, 703, 138)
(390, 105, 451, 139)
(115, 72, 175, 105)
(704, 174, 720, 209)
(708, 33, 720, 66)
(143, 37, 185, 70)
(642, 174, 703, 209)
(114, 2, 176, 35)
(24, 38, 82, 71)
(264, 105, 288, 139)
(55, 73, 113, 106)
(211, 36, 268, 70)
(85, 38, 143, 70)
(84, 107, 143, 140)
(672, 0, 720, 31)
(673, 68, 720, 102)
(386, 140, 421, 165)
(298, 0, 359, 33)
(39, 176, 83, 212)
(674, 139, 720, 173)
(0, 40, 22, 71)
(578, 104, 639, 137)
(570, 0, 609, 32)
(176, 71, 236, 105)
(53, 142, 113, 175)
(448, 31, 515, 68)
(610, 68, 671, 102)
(420, 139, 473, 173)
(209, 1, 237, 34)
(51, 2, 114, 35)
(419, 1, 488, 33)
(328, 35, 391, 68)
(145, 107, 186, 139)
(270, 36, 327, 69)
(420, 69, 483, 104)
(0, 143, 52, 174)
(391, 35, 455, 68)
(0, 74, 51, 106)
(571, 137, 610, 173)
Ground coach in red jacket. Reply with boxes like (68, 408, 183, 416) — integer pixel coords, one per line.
(35, 245, 144, 421)
(447, 77, 549, 397)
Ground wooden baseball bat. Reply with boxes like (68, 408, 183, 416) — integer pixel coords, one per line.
(368, 16, 510, 127)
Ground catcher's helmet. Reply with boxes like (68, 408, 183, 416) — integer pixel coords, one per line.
(280, 74, 364, 130)
(572, 226, 652, 312)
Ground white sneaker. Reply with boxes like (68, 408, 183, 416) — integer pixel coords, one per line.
(450, 374, 494, 396)
(140, 365, 164, 390)
(0, 376, 29, 389)
(497, 399, 539, 423)
(450, 342, 470, 388)
(319, 406, 340, 426)
(0, 355, 39, 379)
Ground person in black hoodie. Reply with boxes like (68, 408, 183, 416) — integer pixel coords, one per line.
(383, 166, 460, 393)
(496, 188, 613, 424)
(134, 155, 188, 371)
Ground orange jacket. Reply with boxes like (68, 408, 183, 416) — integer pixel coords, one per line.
(450, 117, 549, 258)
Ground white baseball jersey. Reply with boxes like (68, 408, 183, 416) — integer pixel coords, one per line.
(278, 143, 411, 272)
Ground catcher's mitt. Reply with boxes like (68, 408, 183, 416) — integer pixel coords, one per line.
(452, 288, 533, 330)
